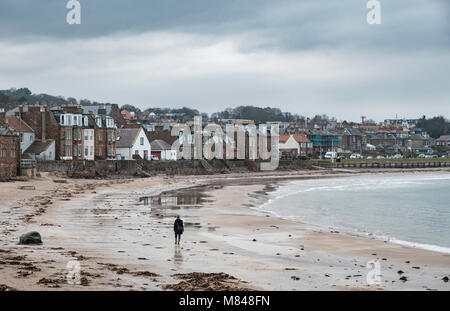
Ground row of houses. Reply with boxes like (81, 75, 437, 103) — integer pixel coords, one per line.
(0, 104, 180, 172)
(2, 103, 450, 179)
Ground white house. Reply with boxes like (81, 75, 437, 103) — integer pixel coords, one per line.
(279, 134, 313, 156)
(24, 140, 55, 161)
(150, 139, 177, 160)
(279, 135, 301, 154)
(83, 128, 95, 161)
(6, 116, 35, 154)
(116, 127, 151, 160)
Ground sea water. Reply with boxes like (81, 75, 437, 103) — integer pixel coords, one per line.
(256, 173, 450, 254)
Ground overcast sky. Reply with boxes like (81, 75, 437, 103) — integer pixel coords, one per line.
(0, 0, 448, 122)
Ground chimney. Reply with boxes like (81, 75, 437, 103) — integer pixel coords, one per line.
(41, 107, 46, 142)
(0, 108, 5, 124)
(98, 105, 107, 115)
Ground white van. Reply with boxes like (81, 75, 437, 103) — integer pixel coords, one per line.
(324, 152, 337, 159)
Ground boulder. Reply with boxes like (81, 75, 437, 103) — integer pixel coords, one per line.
(19, 231, 42, 245)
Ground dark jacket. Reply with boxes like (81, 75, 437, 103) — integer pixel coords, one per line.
(174, 218, 184, 234)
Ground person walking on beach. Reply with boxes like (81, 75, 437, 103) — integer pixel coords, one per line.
(174, 216, 184, 244)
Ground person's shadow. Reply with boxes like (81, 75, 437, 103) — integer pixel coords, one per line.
(174, 244, 183, 267)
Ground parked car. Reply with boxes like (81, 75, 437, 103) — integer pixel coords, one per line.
(324, 152, 337, 159)
(350, 153, 362, 159)
(366, 156, 374, 159)
(417, 154, 426, 158)
(376, 155, 385, 159)
(150, 155, 160, 161)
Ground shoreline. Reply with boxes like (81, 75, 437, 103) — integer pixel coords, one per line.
(1, 168, 449, 291)
(244, 174, 450, 256)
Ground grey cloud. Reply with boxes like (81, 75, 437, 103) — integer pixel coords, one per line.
(0, 0, 448, 121)
(0, 1, 448, 53)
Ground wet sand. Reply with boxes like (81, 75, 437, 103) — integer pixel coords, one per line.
(1, 168, 449, 291)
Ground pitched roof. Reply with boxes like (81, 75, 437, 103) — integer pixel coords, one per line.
(292, 134, 310, 143)
(436, 135, 450, 141)
(150, 139, 172, 151)
(24, 140, 54, 155)
(116, 128, 141, 148)
(6, 116, 34, 133)
(279, 135, 290, 143)
(279, 134, 310, 144)
(411, 133, 426, 140)
(146, 131, 178, 145)
(120, 110, 135, 120)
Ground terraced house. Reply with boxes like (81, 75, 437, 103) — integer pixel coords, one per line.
(341, 128, 365, 153)
(94, 114, 117, 160)
(22, 104, 117, 160)
(436, 135, 450, 150)
(0, 125, 19, 178)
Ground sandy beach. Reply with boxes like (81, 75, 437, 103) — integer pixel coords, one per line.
(1, 168, 449, 291)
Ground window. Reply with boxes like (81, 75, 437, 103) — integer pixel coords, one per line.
(66, 129, 72, 140)
(65, 144, 72, 157)
(85, 147, 88, 157)
(75, 129, 82, 140)
(140, 137, 144, 145)
(135, 150, 139, 155)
